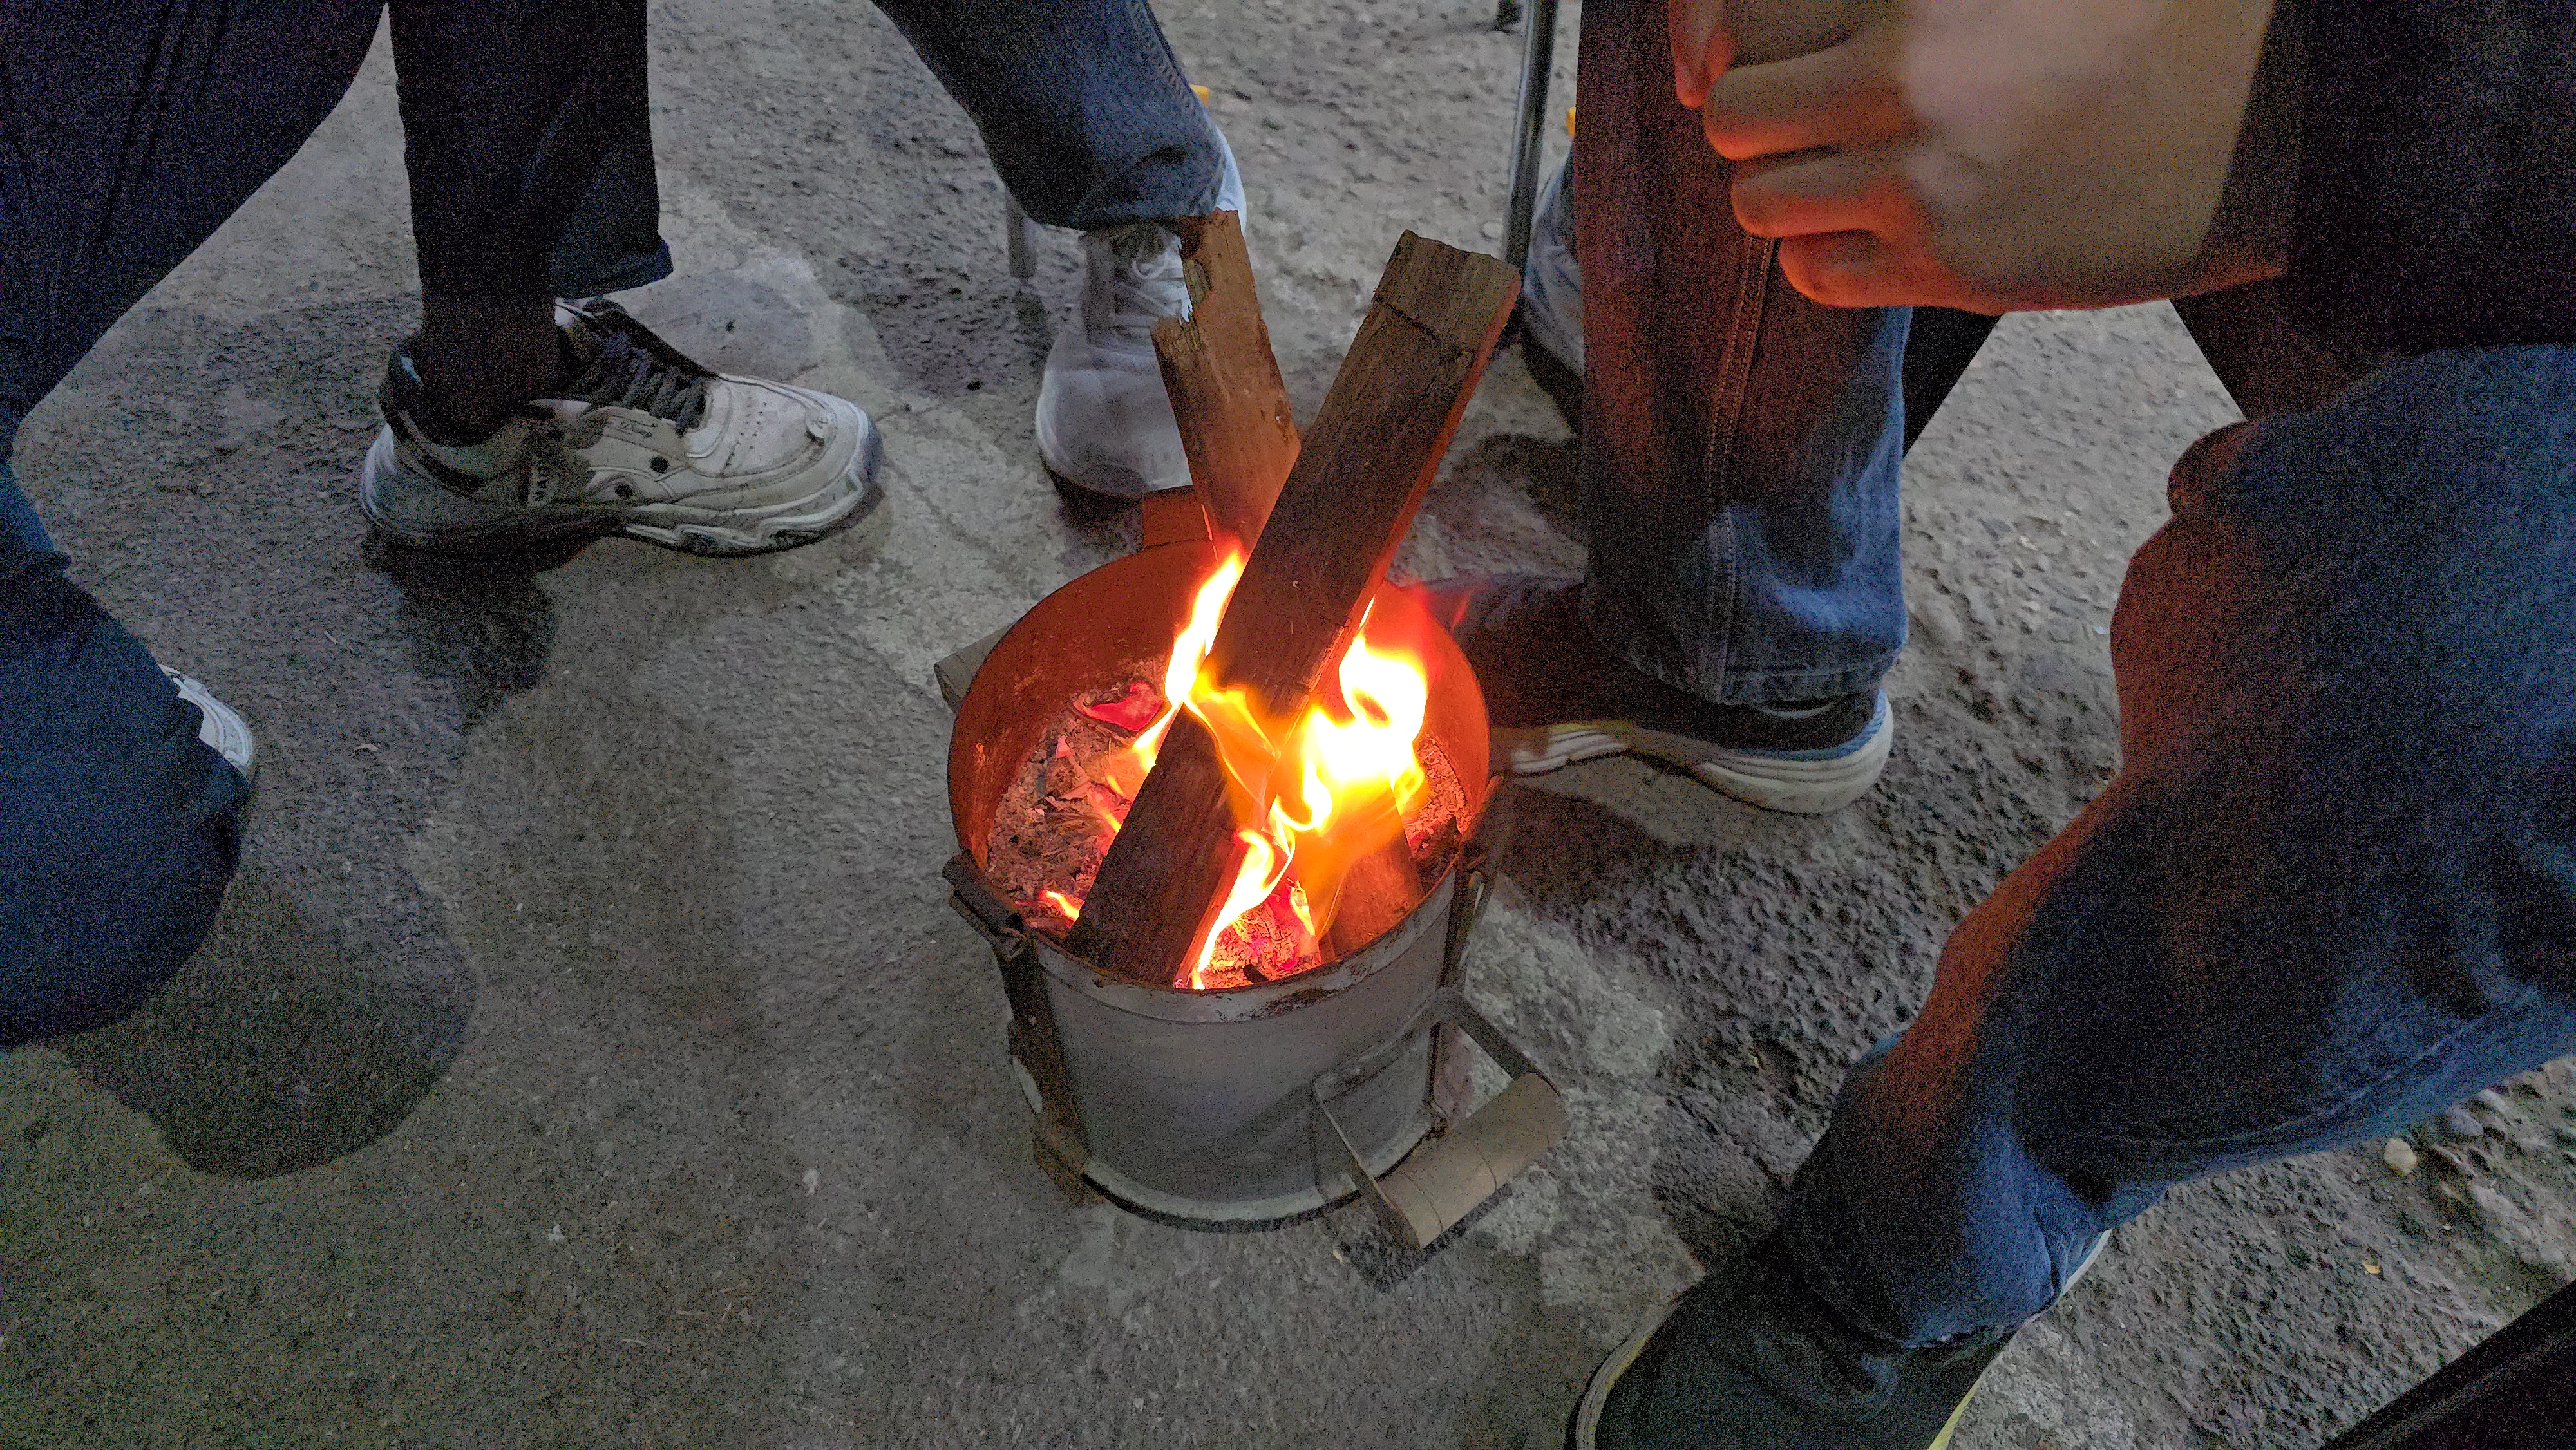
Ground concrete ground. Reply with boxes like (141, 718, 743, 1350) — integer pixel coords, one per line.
(6, 2, 2575, 1445)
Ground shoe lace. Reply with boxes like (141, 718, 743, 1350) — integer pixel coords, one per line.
(1086, 223, 1188, 343)
(560, 330, 712, 432)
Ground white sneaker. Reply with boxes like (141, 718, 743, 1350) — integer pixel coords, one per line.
(361, 300, 882, 557)
(1034, 133, 1247, 500)
(164, 667, 254, 780)
(1521, 156, 1582, 373)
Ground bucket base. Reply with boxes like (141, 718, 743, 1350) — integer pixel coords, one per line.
(1012, 1060, 1431, 1229)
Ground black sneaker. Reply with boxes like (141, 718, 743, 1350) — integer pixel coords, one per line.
(1572, 1232, 2104, 1450)
(1421, 575, 1892, 814)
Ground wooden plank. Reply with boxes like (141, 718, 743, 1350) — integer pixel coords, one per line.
(1068, 232, 1518, 986)
(1153, 212, 1300, 549)
(1071, 712, 1240, 979)
(1137, 487, 1211, 550)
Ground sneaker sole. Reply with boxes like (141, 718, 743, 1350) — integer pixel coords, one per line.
(1575, 1342, 1991, 1450)
(1568, 1293, 1683, 1450)
(361, 415, 885, 560)
(1495, 695, 1894, 815)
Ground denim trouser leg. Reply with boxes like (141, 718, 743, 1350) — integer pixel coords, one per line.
(870, 0, 1233, 229)
(1774, 347, 2576, 1348)
(0, 447, 250, 1047)
(0, 2, 384, 424)
(0, 3, 388, 1042)
(390, 0, 689, 299)
(1571, 0, 1907, 708)
(542, 0, 1231, 296)
(499, 0, 677, 299)
(0, 424, 48, 556)
(544, 56, 675, 298)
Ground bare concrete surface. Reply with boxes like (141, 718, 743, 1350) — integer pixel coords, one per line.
(6, 3, 2576, 1446)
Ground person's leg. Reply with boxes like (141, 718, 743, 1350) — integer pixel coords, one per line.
(0, 1, 374, 1042)
(1573, 0, 1906, 709)
(544, 79, 674, 300)
(862, 0, 1243, 498)
(381, 0, 669, 439)
(1589, 346, 2576, 1447)
(1522, 153, 1997, 461)
(1518, 152, 1585, 422)
(390, 0, 658, 437)
(867, 0, 1231, 229)
(0, 0, 383, 430)
(0, 431, 47, 558)
(0, 476, 249, 1046)
(1425, 0, 1908, 814)
(365, 0, 882, 557)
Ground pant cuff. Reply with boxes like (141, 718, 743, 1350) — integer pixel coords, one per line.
(551, 240, 676, 301)
(1580, 582, 1895, 708)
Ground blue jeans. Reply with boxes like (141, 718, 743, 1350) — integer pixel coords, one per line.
(1768, 346, 2576, 1355)
(1569, 0, 1906, 708)
(0, 0, 1225, 1045)
(0, 449, 251, 1047)
(451, 0, 1236, 296)
(1571, 0, 2576, 1379)
(1772, 345, 2576, 1344)
(1611, 350, 2576, 1442)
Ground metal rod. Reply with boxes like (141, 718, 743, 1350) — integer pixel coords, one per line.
(1501, 0, 1561, 273)
(1005, 193, 1039, 281)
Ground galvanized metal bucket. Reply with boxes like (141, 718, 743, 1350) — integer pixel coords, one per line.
(944, 540, 1564, 1239)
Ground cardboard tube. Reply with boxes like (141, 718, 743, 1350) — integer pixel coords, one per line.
(1374, 1074, 1567, 1247)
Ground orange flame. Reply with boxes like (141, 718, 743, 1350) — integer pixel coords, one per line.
(1074, 550, 1433, 990)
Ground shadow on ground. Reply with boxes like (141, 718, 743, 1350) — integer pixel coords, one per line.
(58, 867, 469, 1178)
(365, 534, 584, 731)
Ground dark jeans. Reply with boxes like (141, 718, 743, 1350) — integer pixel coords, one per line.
(0, 0, 1224, 1046)
(1784, 348, 2576, 1349)
(1573, 0, 2576, 1391)
(446, 0, 1237, 295)
(1572, 0, 1908, 709)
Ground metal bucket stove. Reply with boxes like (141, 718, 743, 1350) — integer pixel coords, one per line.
(944, 538, 1564, 1244)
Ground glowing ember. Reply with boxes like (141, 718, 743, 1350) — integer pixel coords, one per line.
(1072, 679, 1164, 733)
(984, 551, 1465, 990)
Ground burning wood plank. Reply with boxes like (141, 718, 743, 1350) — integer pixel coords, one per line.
(1153, 212, 1299, 549)
(1067, 233, 1518, 987)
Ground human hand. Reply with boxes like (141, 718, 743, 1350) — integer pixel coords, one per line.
(1672, 0, 2293, 312)
(1669, 0, 1877, 105)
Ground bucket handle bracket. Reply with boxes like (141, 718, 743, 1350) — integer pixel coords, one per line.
(945, 854, 1093, 1191)
(1316, 986, 1567, 1251)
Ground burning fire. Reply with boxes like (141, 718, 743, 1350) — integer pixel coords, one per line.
(1055, 551, 1432, 989)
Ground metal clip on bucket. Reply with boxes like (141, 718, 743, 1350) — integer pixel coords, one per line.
(945, 856, 1094, 1198)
